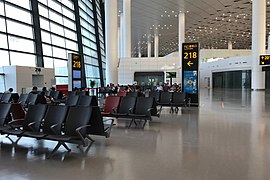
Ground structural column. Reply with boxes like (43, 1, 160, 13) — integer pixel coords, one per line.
(154, 34, 159, 57)
(123, 0, 131, 58)
(120, 13, 124, 58)
(178, 13, 185, 62)
(252, 0, 266, 90)
(228, 41, 233, 50)
(118, 27, 121, 58)
(147, 41, 152, 58)
(105, 0, 118, 84)
(138, 46, 142, 58)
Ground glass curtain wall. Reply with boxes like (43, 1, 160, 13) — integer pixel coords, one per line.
(0, 0, 105, 86)
(79, 0, 105, 87)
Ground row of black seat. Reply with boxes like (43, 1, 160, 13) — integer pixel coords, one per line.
(18, 93, 98, 107)
(0, 103, 113, 158)
(0, 93, 19, 103)
(149, 92, 190, 113)
(102, 96, 160, 128)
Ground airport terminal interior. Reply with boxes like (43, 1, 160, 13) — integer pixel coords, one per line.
(0, 0, 270, 179)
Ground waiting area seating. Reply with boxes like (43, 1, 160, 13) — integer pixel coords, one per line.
(101, 96, 160, 128)
(149, 91, 190, 113)
(0, 102, 114, 158)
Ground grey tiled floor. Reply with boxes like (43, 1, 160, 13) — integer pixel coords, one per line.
(0, 89, 270, 180)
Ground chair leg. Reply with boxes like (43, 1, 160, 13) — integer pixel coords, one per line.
(47, 142, 62, 159)
(142, 119, 147, 129)
(62, 143, 71, 152)
(170, 107, 174, 113)
(86, 135, 95, 143)
(175, 107, 179, 113)
(6, 135, 22, 145)
(128, 118, 135, 128)
(78, 140, 94, 154)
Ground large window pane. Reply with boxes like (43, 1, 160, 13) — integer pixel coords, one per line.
(49, 10, 63, 24)
(10, 52, 36, 67)
(52, 46, 66, 59)
(0, 75, 6, 92)
(64, 0, 74, 10)
(0, 50, 10, 66)
(55, 77, 68, 85)
(48, 0, 61, 12)
(64, 28, 77, 41)
(43, 57, 54, 68)
(51, 35, 65, 47)
(41, 30, 51, 43)
(6, 0, 31, 10)
(63, 18, 76, 30)
(62, 7, 75, 20)
(66, 39, 78, 51)
(38, 0, 48, 5)
(6, 20, 33, 39)
(54, 59, 67, 76)
(5, 4, 32, 24)
(0, 1, 4, 16)
(0, 34, 8, 49)
(39, 18, 50, 31)
(42, 44, 52, 56)
(8, 36, 35, 53)
(0, 18, 6, 32)
(38, 4, 49, 18)
(50, 22, 64, 36)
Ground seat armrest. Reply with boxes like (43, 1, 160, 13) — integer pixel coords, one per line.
(28, 120, 42, 132)
(128, 107, 134, 113)
(8, 119, 24, 128)
(76, 125, 91, 142)
(147, 108, 153, 116)
(50, 124, 60, 135)
(103, 119, 114, 137)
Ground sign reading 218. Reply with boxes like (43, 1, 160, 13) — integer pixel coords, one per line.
(182, 42, 199, 71)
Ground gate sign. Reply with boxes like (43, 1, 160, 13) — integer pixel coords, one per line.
(182, 42, 199, 71)
(68, 53, 82, 91)
(182, 42, 199, 106)
(260, 55, 270, 65)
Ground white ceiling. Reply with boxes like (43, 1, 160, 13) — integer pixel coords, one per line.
(117, 0, 270, 57)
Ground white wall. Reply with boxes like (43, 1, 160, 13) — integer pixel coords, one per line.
(118, 57, 181, 85)
(119, 55, 253, 88)
(199, 56, 252, 88)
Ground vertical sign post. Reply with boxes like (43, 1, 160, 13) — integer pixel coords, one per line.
(182, 42, 199, 106)
(68, 53, 82, 91)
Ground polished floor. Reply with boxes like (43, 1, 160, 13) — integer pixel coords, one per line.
(1, 89, 270, 180)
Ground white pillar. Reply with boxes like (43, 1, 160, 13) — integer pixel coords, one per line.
(105, 0, 118, 84)
(118, 27, 121, 59)
(252, 0, 266, 90)
(228, 41, 233, 50)
(178, 13, 185, 57)
(138, 46, 141, 58)
(268, 35, 270, 54)
(147, 41, 151, 58)
(154, 34, 159, 57)
(120, 13, 124, 58)
(178, 13, 185, 82)
(123, 0, 131, 58)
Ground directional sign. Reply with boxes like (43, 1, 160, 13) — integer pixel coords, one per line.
(182, 42, 199, 71)
(182, 42, 199, 106)
(68, 53, 82, 91)
(260, 55, 270, 65)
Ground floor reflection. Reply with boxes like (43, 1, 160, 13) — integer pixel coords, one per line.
(0, 89, 270, 179)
